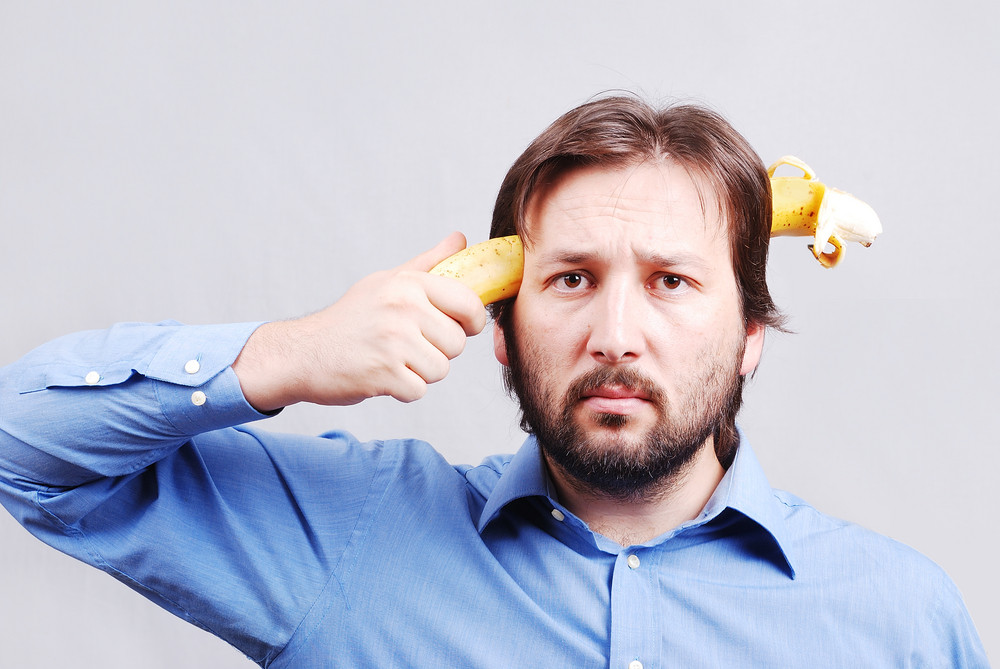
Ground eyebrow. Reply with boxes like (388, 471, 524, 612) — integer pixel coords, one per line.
(536, 249, 713, 273)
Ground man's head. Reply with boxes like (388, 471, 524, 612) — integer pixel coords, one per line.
(489, 95, 781, 491)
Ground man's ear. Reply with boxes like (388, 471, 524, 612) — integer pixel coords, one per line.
(740, 321, 765, 376)
(493, 321, 509, 366)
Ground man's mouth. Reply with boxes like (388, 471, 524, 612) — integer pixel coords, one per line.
(565, 366, 663, 418)
(580, 384, 652, 415)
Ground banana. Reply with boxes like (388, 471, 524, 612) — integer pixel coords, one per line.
(431, 157, 881, 303)
(769, 155, 881, 268)
(429, 235, 524, 305)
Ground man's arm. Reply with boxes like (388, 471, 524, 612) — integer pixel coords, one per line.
(0, 232, 486, 661)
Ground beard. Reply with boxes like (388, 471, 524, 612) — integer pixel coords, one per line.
(502, 326, 746, 502)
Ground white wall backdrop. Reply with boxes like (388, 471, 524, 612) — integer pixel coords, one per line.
(1, 1, 996, 665)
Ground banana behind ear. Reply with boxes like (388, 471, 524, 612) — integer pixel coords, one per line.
(769, 156, 881, 268)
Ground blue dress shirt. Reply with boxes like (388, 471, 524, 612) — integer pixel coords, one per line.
(0, 322, 989, 667)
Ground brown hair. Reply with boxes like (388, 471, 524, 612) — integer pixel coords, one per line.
(489, 94, 784, 465)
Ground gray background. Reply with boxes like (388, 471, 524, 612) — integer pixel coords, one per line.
(1, 1, 996, 665)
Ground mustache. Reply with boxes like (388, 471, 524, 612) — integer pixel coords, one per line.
(564, 366, 666, 406)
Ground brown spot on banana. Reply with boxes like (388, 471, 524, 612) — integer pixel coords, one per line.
(430, 157, 882, 303)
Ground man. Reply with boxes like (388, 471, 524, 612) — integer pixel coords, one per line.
(0, 96, 987, 667)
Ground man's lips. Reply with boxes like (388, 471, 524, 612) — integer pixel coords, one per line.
(579, 385, 652, 415)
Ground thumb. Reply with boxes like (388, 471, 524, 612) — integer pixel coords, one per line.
(397, 231, 468, 272)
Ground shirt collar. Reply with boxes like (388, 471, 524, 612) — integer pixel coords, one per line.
(701, 430, 798, 578)
(477, 431, 798, 579)
(476, 436, 550, 533)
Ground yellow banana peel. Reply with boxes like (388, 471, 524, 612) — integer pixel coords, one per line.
(769, 155, 881, 268)
(431, 156, 881, 304)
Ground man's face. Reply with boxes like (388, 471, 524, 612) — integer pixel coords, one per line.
(494, 161, 764, 499)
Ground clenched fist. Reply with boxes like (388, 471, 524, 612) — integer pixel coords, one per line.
(233, 232, 488, 412)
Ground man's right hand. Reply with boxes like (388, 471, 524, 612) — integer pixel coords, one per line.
(232, 232, 488, 412)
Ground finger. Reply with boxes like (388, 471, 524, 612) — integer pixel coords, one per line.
(403, 339, 452, 387)
(418, 308, 469, 361)
(396, 231, 468, 273)
(384, 366, 430, 404)
(423, 273, 488, 337)
(364, 315, 453, 400)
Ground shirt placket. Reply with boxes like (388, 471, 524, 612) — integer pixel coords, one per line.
(609, 546, 658, 669)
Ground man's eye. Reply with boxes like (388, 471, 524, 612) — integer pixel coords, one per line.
(561, 273, 584, 289)
(654, 274, 690, 292)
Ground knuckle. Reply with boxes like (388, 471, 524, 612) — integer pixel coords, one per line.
(430, 356, 451, 382)
(443, 332, 467, 360)
(398, 381, 427, 403)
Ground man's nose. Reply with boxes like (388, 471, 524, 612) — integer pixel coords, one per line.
(585, 280, 647, 364)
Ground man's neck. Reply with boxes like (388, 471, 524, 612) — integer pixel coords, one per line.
(545, 441, 725, 547)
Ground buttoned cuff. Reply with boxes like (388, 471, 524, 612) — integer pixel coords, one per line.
(142, 322, 274, 434)
(154, 365, 266, 435)
(16, 321, 274, 436)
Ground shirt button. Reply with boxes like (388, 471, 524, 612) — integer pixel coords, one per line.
(84, 371, 101, 385)
(184, 359, 201, 374)
(629, 661, 644, 669)
(627, 554, 640, 569)
(551, 508, 565, 522)
(190, 391, 207, 406)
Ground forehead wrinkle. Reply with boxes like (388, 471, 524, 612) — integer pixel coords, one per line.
(526, 162, 728, 251)
(545, 162, 679, 226)
(613, 161, 726, 240)
(609, 162, 650, 224)
(609, 161, 678, 225)
(536, 200, 671, 256)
